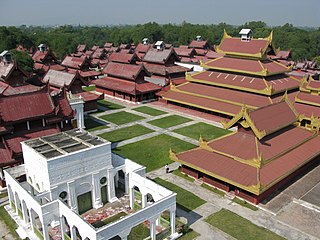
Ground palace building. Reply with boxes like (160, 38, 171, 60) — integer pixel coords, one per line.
(161, 30, 303, 120)
(5, 129, 177, 240)
(170, 99, 320, 204)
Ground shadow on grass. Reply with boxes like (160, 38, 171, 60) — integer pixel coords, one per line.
(176, 205, 202, 226)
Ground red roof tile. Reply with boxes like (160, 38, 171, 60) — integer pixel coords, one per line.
(74, 91, 103, 102)
(174, 47, 195, 57)
(62, 56, 87, 69)
(218, 37, 269, 55)
(0, 91, 55, 122)
(248, 101, 297, 135)
(194, 49, 207, 56)
(32, 50, 48, 62)
(135, 43, 151, 53)
(103, 62, 147, 80)
(204, 57, 289, 76)
(189, 40, 209, 49)
(205, 50, 224, 59)
(77, 44, 86, 52)
(294, 102, 320, 118)
(108, 52, 137, 64)
(43, 69, 76, 88)
(2, 84, 41, 96)
(177, 82, 271, 108)
(163, 90, 242, 116)
(143, 48, 177, 64)
(296, 92, 320, 106)
(94, 77, 160, 94)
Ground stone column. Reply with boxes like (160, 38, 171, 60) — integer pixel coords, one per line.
(156, 216, 161, 226)
(114, 172, 119, 188)
(170, 207, 176, 235)
(59, 216, 66, 240)
(29, 209, 36, 232)
(70, 226, 77, 240)
(149, 218, 157, 240)
(92, 172, 102, 209)
(107, 168, 117, 202)
(41, 220, 50, 240)
(21, 201, 29, 224)
(67, 181, 77, 212)
(129, 187, 135, 209)
(125, 173, 129, 194)
(141, 193, 147, 208)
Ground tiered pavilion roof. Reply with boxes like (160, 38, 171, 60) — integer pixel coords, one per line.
(171, 99, 320, 203)
(162, 30, 301, 118)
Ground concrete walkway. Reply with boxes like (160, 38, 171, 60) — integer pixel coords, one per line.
(148, 167, 318, 240)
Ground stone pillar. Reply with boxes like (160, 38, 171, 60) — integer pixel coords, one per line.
(141, 193, 147, 208)
(156, 216, 160, 226)
(129, 187, 135, 209)
(70, 226, 77, 240)
(114, 172, 119, 188)
(21, 201, 29, 224)
(92, 172, 102, 209)
(60, 217, 66, 240)
(149, 218, 157, 240)
(67, 181, 77, 212)
(107, 168, 117, 202)
(14, 194, 19, 214)
(118, 229, 131, 240)
(170, 208, 176, 235)
(41, 220, 50, 240)
(29, 209, 36, 232)
(125, 173, 129, 194)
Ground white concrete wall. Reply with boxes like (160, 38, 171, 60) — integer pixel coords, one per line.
(174, 61, 204, 72)
(47, 143, 112, 187)
(22, 143, 50, 193)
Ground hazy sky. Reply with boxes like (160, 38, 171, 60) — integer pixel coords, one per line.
(0, 0, 319, 27)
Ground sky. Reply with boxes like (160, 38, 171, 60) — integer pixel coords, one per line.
(0, 0, 319, 27)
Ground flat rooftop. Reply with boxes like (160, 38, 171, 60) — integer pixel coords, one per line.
(24, 128, 107, 159)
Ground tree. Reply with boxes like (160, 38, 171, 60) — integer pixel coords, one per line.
(11, 50, 34, 73)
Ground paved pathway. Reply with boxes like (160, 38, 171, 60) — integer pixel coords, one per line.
(148, 167, 318, 240)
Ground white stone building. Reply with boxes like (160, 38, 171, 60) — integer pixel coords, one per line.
(4, 129, 177, 240)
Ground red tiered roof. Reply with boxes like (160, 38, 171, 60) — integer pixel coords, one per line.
(175, 82, 271, 108)
(203, 57, 289, 76)
(62, 56, 87, 69)
(103, 62, 147, 80)
(94, 77, 161, 94)
(0, 91, 55, 122)
(108, 52, 137, 64)
(135, 43, 151, 53)
(218, 37, 269, 55)
(189, 40, 208, 49)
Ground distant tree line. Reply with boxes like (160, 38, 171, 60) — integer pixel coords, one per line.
(0, 21, 319, 62)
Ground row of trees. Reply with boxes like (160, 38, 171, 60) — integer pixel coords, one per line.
(0, 21, 319, 61)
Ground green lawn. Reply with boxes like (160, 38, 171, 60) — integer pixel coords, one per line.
(0, 192, 8, 198)
(173, 122, 231, 141)
(132, 106, 167, 116)
(84, 118, 108, 132)
(205, 209, 285, 240)
(99, 111, 144, 125)
(172, 169, 195, 182)
(179, 229, 200, 240)
(82, 85, 96, 92)
(128, 223, 150, 240)
(98, 99, 125, 110)
(201, 183, 225, 197)
(99, 125, 153, 142)
(0, 206, 19, 239)
(232, 197, 258, 211)
(148, 115, 192, 129)
(154, 178, 206, 212)
(113, 134, 195, 172)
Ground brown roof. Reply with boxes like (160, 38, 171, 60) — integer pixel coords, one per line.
(135, 43, 151, 53)
(77, 44, 86, 52)
(248, 101, 297, 135)
(189, 40, 209, 49)
(174, 47, 195, 57)
(294, 102, 320, 118)
(143, 48, 177, 64)
(218, 37, 270, 56)
(176, 82, 271, 108)
(94, 77, 160, 94)
(295, 92, 320, 106)
(74, 91, 103, 102)
(102, 62, 148, 81)
(62, 56, 87, 69)
(108, 52, 137, 64)
(43, 69, 79, 88)
(0, 89, 55, 123)
(204, 57, 289, 76)
(205, 50, 224, 59)
(163, 90, 242, 116)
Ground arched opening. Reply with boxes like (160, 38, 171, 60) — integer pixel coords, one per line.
(59, 191, 68, 204)
(133, 186, 142, 210)
(146, 193, 155, 204)
(7, 185, 14, 209)
(14, 192, 22, 216)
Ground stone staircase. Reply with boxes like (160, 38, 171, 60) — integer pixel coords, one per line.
(225, 191, 235, 200)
